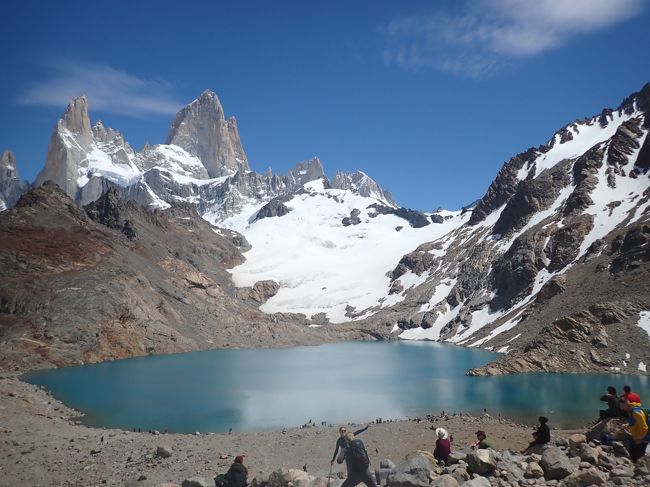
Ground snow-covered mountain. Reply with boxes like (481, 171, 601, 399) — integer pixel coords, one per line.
(27, 90, 395, 222)
(5, 83, 650, 375)
(376, 83, 650, 374)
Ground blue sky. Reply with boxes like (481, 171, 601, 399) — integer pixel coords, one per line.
(1, 0, 649, 210)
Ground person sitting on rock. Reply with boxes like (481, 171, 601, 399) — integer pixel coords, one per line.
(599, 386, 623, 420)
(522, 416, 551, 453)
(331, 425, 369, 466)
(620, 397, 650, 463)
(223, 455, 248, 487)
(622, 385, 642, 404)
(433, 427, 451, 465)
(341, 432, 377, 487)
(471, 430, 495, 450)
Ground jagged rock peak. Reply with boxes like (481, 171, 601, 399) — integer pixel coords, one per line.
(1, 150, 16, 170)
(331, 170, 396, 207)
(61, 94, 92, 137)
(166, 90, 249, 178)
(0, 150, 29, 211)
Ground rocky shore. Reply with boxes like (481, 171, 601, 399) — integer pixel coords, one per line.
(6, 373, 646, 487)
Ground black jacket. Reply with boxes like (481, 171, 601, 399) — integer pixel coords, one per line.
(331, 426, 369, 462)
(225, 462, 248, 487)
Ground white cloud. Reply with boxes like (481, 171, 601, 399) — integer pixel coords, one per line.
(17, 62, 182, 117)
(382, 0, 646, 76)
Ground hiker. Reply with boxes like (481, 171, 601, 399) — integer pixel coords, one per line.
(522, 416, 551, 453)
(222, 455, 248, 487)
(620, 397, 650, 463)
(341, 432, 377, 487)
(622, 385, 642, 404)
(331, 425, 369, 465)
(433, 427, 451, 465)
(471, 430, 496, 450)
(599, 386, 623, 420)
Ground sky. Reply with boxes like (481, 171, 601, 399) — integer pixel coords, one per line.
(1, 0, 649, 211)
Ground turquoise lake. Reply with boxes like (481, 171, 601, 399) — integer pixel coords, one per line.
(23, 341, 650, 433)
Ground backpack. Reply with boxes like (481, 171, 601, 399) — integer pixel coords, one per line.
(214, 473, 229, 487)
(346, 439, 370, 471)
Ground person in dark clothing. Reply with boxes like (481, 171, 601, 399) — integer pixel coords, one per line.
(341, 433, 377, 487)
(522, 416, 551, 453)
(331, 425, 369, 465)
(433, 427, 451, 465)
(224, 455, 248, 487)
(600, 386, 623, 420)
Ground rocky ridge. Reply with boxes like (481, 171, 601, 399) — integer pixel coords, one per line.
(0, 183, 372, 372)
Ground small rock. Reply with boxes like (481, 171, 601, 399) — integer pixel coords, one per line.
(458, 477, 490, 487)
(181, 478, 212, 487)
(524, 462, 544, 479)
(156, 446, 173, 459)
(429, 474, 459, 487)
(610, 466, 634, 477)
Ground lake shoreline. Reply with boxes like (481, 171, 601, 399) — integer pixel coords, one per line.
(1, 372, 588, 486)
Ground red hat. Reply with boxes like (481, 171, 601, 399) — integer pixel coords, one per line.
(627, 392, 641, 403)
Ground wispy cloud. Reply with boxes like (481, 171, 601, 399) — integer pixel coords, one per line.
(381, 0, 646, 77)
(17, 61, 182, 117)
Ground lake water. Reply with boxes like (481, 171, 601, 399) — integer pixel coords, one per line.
(23, 341, 650, 433)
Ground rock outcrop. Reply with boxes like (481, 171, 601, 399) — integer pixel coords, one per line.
(0, 150, 28, 211)
(166, 90, 249, 177)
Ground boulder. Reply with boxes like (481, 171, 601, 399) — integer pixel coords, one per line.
(429, 474, 459, 487)
(568, 434, 586, 449)
(268, 469, 314, 487)
(610, 466, 634, 477)
(465, 449, 497, 475)
(557, 467, 606, 487)
(376, 467, 393, 486)
(181, 478, 212, 487)
(635, 455, 650, 475)
(586, 418, 629, 443)
(540, 446, 574, 480)
(458, 477, 490, 487)
(155, 445, 173, 458)
(381, 459, 397, 469)
(524, 462, 544, 479)
(387, 471, 431, 487)
(577, 444, 599, 465)
(611, 441, 630, 458)
(447, 451, 468, 465)
(449, 467, 470, 485)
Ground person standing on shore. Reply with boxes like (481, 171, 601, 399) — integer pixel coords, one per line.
(341, 432, 377, 487)
(331, 425, 369, 465)
(620, 397, 650, 463)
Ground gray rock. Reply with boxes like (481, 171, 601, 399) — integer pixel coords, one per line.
(465, 450, 497, 475)
(376, 467, 394, 486)
(610, 466, 633, 477)
(556, 466, 606, 486)
(450, 467, 470, 485)
(458, 477, 490, 487)
(429, 474, 459, 487)
(181, 478, 213, 487)
(155, 445, 173, 458)
(524, 462, 544, 479)
(381, 459, 397, 470)
(577, 444, 599, 464)
(568, 433, 586, 449)
(387, 471, 431, 487)
(447, 451, 468, 465)
(540, 446, 574, 480)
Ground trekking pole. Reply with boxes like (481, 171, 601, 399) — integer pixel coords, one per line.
(326, 463, 332, 487)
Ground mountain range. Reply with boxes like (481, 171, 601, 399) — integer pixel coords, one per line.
(1, 83, 649, 374)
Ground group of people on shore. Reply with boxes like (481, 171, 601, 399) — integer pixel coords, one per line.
(599, 384, 650, 462)
(219, 386, 649, 487)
